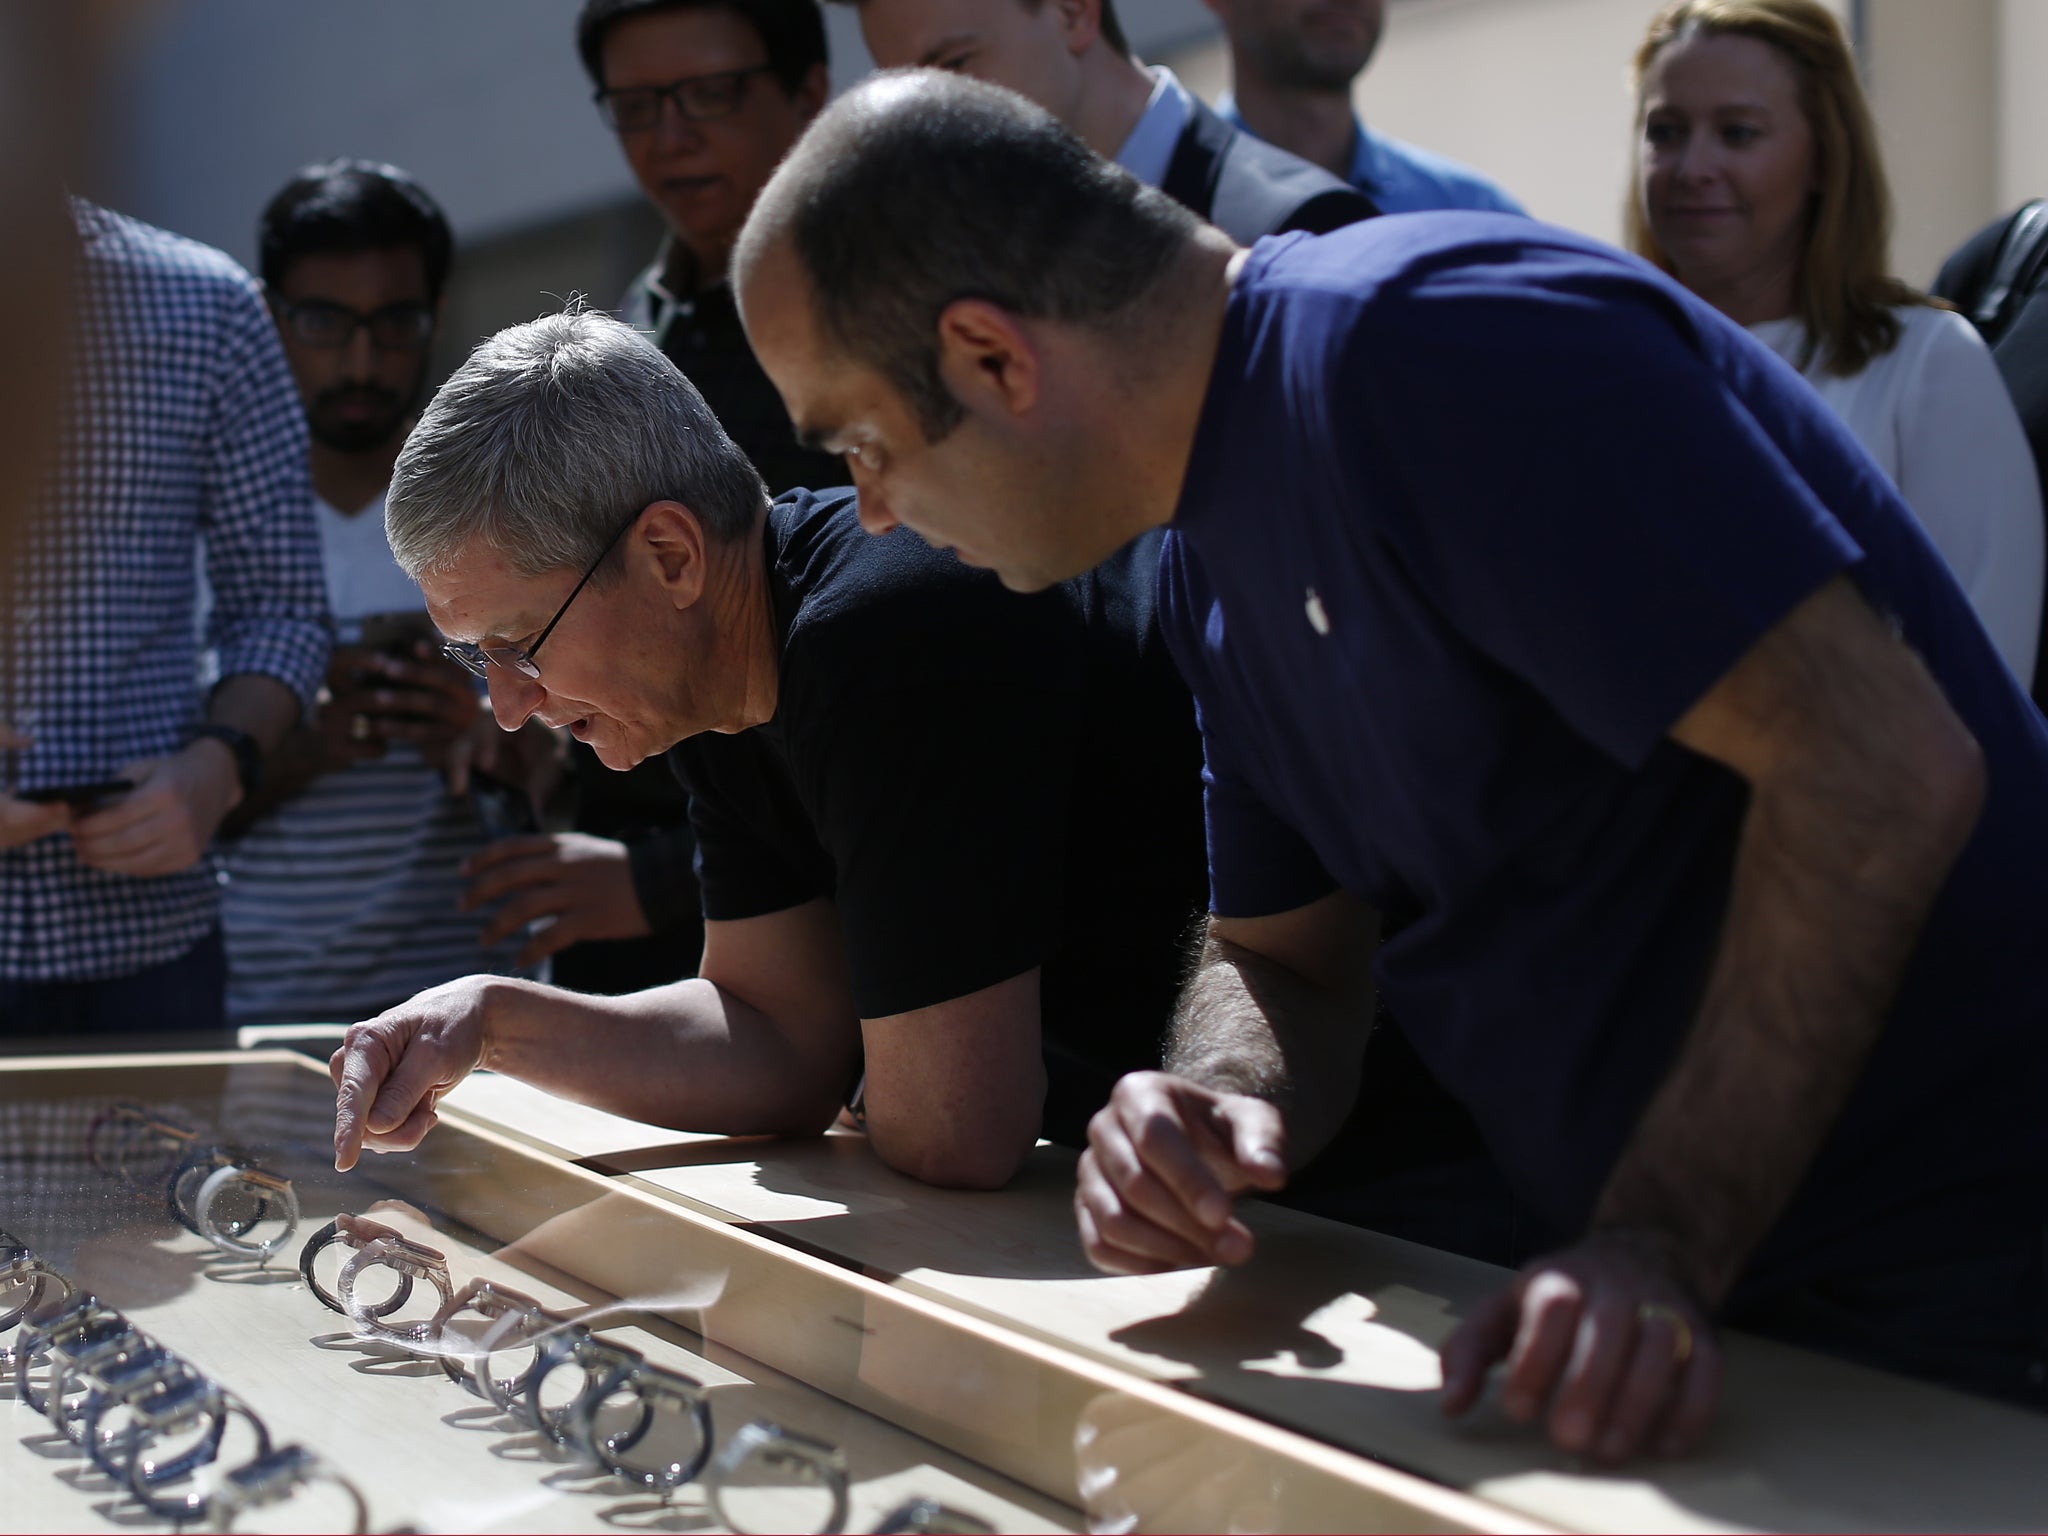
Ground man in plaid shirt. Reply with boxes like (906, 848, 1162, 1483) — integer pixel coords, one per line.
(0, 200, 331, 1035)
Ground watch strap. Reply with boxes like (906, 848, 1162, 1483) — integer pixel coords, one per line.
(191, 723, 263, 799)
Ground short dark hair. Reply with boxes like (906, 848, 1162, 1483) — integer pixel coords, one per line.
(738, 70, 1195, 440)
(258, 159, 453, 302)
(1093, 0, 1128, 57)
(824, 0, 1128, 58)
(576, 0, 829, 93)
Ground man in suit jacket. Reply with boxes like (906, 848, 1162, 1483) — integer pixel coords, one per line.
(839, 0, 1375, 240)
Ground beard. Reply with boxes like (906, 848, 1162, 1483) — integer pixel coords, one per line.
(307, 375, 423, 454)
(1251, 5, 1382, 95)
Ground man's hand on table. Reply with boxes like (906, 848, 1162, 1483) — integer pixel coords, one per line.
(1439, 1227, 1723, 1463)
(331, 976, 501, 1171)
(460, 832, 650, 966)
(1075, 1071, 1287, 1274)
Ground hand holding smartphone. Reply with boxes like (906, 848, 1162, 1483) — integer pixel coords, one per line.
(356, 610, 438, 664)
(16, 779, 134, 808)
(350, 611, 442, 711)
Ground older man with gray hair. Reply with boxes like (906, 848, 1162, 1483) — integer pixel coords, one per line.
(328, 307, 1207, 1188)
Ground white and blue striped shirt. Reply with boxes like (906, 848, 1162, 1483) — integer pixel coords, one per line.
(218, 494, 528, 1025)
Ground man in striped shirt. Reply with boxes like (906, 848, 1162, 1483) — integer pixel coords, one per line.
(215, 162, 530, 1026)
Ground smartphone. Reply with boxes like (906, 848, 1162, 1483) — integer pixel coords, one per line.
(469, 766, 538, 840)
(356, 610, 437, 662)
(17, 779, 135, 808)
(354, 611, 443, 714)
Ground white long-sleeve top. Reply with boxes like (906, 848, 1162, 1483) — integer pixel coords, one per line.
(1748, 305, 2044, 683)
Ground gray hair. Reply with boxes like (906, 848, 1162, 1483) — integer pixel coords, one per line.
(386, 308, 768, 581)
(735, 70, 1198, 442)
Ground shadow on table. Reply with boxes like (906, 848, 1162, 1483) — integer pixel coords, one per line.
(1099, 1234, 2048, 1535)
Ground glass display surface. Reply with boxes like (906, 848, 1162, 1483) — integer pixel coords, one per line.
(0, 1053, 1081, 1535)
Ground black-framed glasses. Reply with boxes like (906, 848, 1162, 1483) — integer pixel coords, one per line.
(442, 509, 643, 682)
(272, 297, 435, 352)
(594, 65, 774, 133)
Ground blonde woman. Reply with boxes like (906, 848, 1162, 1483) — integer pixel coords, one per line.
(1630, 0, 2043, 682)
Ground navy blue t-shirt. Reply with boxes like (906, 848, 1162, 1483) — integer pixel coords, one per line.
(1161, 214, 2048, 1294)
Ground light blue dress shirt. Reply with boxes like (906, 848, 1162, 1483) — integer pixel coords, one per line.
(1114, 66, 1193, 187)
(1219, 95, 1524, 215)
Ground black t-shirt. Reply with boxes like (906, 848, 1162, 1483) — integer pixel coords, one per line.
(669, 489, 1208, 1146)
(556, 247, 844, 996)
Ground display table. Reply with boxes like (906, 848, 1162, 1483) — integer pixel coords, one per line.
(0, 1050, 1512, 1535)
(436, 1067, 2048, 1535)
(12, 1042, 2043, 1534)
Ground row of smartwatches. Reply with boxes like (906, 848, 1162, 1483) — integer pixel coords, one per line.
(56, 1093, 1007, 1535)
(1, 1231, 365, 1530)
(301, 1212, 997, 1534)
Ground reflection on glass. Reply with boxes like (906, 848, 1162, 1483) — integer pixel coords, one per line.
(1074, 1390, 1280, 1535)
(1, 1062, 1064, 1533)
(707, 1419, 851, 1534)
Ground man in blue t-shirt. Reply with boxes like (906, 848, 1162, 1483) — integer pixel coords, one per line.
(736, 72, 2048, 1460)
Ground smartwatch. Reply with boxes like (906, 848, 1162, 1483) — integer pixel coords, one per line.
(191, 723, 263, 799)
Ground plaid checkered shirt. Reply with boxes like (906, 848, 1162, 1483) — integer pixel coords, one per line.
(0, 202, 331, 983)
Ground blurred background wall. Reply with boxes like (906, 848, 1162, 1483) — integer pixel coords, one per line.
(80, 0, 2048, 380)
(1167, 0, 2048, 286)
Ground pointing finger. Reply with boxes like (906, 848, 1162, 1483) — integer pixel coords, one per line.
(331, 1029, 386, 1172)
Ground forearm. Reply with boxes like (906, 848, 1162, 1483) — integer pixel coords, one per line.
(209, 672, 302, 754)
(479, 974, 855, 1136)
(218, 726, 323, 835)
(1596, 725, 1984, 1303)
(1169, 929, 1373, 1172)
(1074, 901, 1371, 1275)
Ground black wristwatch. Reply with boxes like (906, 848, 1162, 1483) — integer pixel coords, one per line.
(191, 723, 263, 799)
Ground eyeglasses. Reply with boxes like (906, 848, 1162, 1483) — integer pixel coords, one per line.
(272, 297, 434, 351)
(594, 65, 774, 133)
(441, 507, 643, 681)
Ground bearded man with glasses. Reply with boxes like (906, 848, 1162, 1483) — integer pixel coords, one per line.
(213, 160, 540, 1030)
